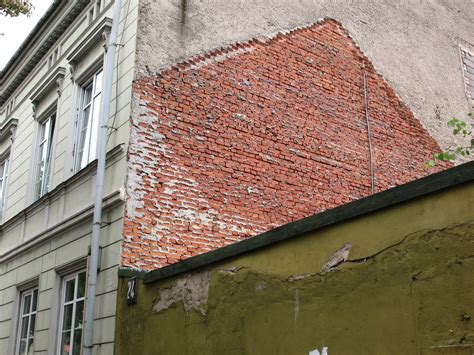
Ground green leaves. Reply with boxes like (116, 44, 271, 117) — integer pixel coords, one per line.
(0, 0, 33, 17)
(427, 112, 473, 167)
(447, 118, 471, 137)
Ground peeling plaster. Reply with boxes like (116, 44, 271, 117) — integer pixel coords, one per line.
(153, 270, 211, 316)
(309, 347, 329, 355)
(321, 243, 351, 273)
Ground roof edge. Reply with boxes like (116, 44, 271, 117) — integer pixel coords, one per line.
(117, 161, 474, 283)
(0, 0, 64, 78)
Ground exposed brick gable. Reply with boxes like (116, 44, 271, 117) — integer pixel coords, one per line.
(124, 19, 448, 270)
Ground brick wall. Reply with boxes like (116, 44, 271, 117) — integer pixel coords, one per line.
(123, 19, 448, 270)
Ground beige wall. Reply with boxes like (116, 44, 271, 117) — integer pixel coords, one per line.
(0, 0, 138, 353)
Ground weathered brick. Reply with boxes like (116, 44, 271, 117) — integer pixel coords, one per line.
(123, 19, 450, 270)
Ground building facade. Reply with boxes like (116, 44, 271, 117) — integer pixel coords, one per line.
(116, 162, 474, 355)
(0, 1, 472, 354)
(0, 1, 138, 354)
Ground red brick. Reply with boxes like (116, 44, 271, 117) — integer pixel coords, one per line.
(122, 19, 450, 270)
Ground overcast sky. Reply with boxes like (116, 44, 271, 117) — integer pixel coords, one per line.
(0, 0, 54, 70)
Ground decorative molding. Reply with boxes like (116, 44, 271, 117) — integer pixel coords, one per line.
(0, 117, 18, 143)
(0, 0, 90, 106)
(55, 257, 88, 277)
(16, 276, 40, 292)
(67, 17, 112, 67)
(29, 66, 66, 104)
(0, 189, 123, 263)
(0, 143, 125, 233)
(69, 63, 76, 82)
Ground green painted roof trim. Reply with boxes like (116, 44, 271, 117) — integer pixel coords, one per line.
(117, 161, 474, 283)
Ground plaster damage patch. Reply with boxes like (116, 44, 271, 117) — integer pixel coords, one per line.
(153, 270, 211, 316)
(321, 243, 352, 273)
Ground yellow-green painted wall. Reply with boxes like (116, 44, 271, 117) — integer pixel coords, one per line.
(115, 183, 474, 355)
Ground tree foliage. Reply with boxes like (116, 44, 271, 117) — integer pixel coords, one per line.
(0, 0, 33, 17)
(427, 112, 474, 167)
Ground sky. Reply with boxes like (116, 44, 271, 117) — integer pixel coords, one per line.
(0, 0, 54, 70)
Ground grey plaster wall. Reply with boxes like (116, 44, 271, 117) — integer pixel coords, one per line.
(135, 0, 474, 151)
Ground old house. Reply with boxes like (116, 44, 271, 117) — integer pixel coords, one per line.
(0, 0, 472, 354)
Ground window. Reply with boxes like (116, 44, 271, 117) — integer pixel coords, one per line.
(0, 156, 10, 221)
(461, 48, 474, 104)
(59, 270, 86, 355)
(16, 289, 38, 355)
(34, 114, 55, 200)
(75, 69, 103, 171)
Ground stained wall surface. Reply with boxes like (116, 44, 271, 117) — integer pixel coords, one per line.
(116, 169, 474, 355)
(124, 19, 449, 269)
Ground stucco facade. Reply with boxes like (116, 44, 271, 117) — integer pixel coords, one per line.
(0, 1, 138, 353)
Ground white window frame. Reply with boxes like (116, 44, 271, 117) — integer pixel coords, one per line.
(16, 288, 38, 355)
(58, 270, 87, 355)
(34, 113, 56, 200)
(74, 68, 103, 172)
(0, 156, 10, 221)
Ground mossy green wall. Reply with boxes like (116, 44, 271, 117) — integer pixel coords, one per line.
(115, 183, 474, 355)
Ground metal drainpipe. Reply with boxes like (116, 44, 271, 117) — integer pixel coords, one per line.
(363, 71, 376, 194)
(83, 0, 123, 353)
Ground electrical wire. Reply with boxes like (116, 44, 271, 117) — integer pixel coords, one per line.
(107, 0, 132, 143)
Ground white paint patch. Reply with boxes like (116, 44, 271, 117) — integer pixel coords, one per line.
(167, 178, 198, 187)
(321, 243, 352, 273)
(163, 187, 177, 194)
(247, 186, 261, 194)
(309, 347, 328, 355)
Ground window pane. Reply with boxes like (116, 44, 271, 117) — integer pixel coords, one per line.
(77, 106, 92, 169)
(72, 329, 82, 355)
(29, 314, 36, 337)
(82, 85, 93, 106)
(27, 337, 34, 355)
(94, 70, 103, 96)
(62, 304, 73, 331)
(32, 290, 38, 312)
(20, 316, 29, 338)
(23, 295, 31, 315)
(38, 122, 46, 142)
(65, 279, 75, 302)
(61, 331, 71, 355)
(88, 94, 101, 161)
(74, 300, 84, 329)
(19, 339, 27, 355)
(77, 272, 86, 298)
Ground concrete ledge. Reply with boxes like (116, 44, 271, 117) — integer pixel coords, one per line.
(117, 161, 474, 283)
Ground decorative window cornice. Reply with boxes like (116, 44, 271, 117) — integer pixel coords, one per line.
(67, 17, 112, 72)
(30, 66, 66, 107)
(0, 0, 90, 106)
(0, 117, 19, 143)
